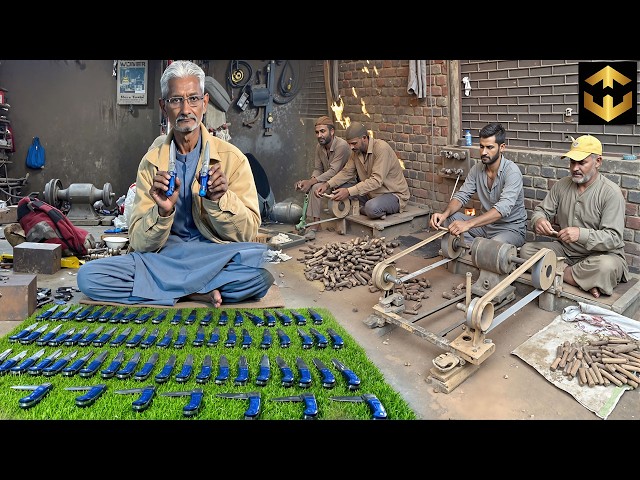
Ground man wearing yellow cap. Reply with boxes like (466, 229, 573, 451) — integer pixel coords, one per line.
(314, 122, 410, 220)
(294, 115, 352, 240)
(520, 134, 629, 298)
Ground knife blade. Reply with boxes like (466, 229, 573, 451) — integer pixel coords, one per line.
(216, 391, 261, 420)
(125, 327, 147, 348)
(215, 354, 230, 384)
(116, 351, 142, 379)
(196, 355, 213, 384)
(11, 382, 54, 409)
(65, 383, 107, 407)
(246, 312, 264, 326)
(275, 310, 292, 326)
(297, 328, 313, 349)
(154, 354, 176, 384)
(36, 305, 58, 319)
(0, 350, 29, 375)
(326, 328, 344, 349)
(198, 141, 210, 197)
(101, 350, 125, 379)
(140, 327, 160, 348)
(296, 357, 312, 388)
(275, 356, 294, 387)
(20, 323, 50, 345)
(234, 355, 249, 386)
(166, 140, 177, 197)
(0, 348, 12, 363)
(309, 328, 328, 349)
(10, 348, 46, 375)
(78, 350, 110, 378)
(290, 309, 307, 326)
(308, 308, 323, 325)
(312, 358, 336, 388)
(50, 305, 71, 320)
(255, 354, 270, 386)
(62, 306, 83, 320)
(28, 349, 62, 376)
(92, 326, 118, 347)
(134, 352, 159, 382)
(276, 328, 290, 348)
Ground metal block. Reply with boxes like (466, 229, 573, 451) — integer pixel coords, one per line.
(0, 274, 37, 321)
(13, 242, 62, 274)
(0, 206, 18, 224)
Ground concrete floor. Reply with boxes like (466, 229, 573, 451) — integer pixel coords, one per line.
(1, 221, 639, 421)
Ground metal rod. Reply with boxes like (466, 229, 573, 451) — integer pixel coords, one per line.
(487, 289, 544, 332)
(398, 257, 452, 283)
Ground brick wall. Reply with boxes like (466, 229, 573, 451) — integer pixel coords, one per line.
(336, 60, 640, 274)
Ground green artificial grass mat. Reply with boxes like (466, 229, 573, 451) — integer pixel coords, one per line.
(0, 304, 417, 420)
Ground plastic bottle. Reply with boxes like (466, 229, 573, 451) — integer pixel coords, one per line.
(464, 130, 472, 147)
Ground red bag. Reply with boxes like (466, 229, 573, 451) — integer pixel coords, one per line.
(17, 196, 96, 256)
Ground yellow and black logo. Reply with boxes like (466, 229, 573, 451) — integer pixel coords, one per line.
(579, 62, 637, 125)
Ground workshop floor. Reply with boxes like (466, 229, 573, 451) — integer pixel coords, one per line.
(1, 223, 638, 422)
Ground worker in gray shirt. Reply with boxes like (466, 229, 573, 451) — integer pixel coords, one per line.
(430, 123, 527, 247)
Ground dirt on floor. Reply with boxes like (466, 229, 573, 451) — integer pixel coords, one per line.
(1, 222, 638, 421)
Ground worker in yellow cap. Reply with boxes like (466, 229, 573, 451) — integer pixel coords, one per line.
(520, 134, 629, 298)
(314, 121, 410, 220)
(294, 115, 352, 240)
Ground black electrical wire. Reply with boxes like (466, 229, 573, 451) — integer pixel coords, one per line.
(226, 60, 253, 91)
(273, 60, 303, 105)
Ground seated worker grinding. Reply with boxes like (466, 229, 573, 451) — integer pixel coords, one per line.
(77, 60, 274, 307)
(519, 134, 629, 299)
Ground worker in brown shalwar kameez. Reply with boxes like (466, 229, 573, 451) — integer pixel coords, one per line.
(519, 135, 629, 298)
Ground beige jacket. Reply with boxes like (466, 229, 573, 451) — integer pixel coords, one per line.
(128, 124, 261, 252)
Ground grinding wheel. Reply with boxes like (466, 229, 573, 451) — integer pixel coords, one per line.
(530, 248, 557, 290)
(466, 296, 495, 333)
(330, 198, 351, 218)
(372, 262, 398, 291)
(441, 233, 464, 259)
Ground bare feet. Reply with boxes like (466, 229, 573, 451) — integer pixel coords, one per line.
(185, 289, 222, 307)
(589, 287, 601, 299)
(564, 266, 601, 299)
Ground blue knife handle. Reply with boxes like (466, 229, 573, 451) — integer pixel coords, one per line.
(183, 390, 204, 416)
(313, 333, 328, 348)
(79, 333, 98, 346)
(308, 309, 323, 324)
(0, 359, 19, 373)
(303, 395, 319, 418)
(101, 360, 123, 378)
(75, 384, 107, 407)
(79, 360, 102, 378)
(49, 333, 70, 347)
(166, 172, 176, 197)
(244, 396, 261, 419)
(280, 367, 294, 387)
(123, 311, 140, 323)
(132, 387, 155, 412)
(260, 334, 272, 349)
(22, 330, 44, 344)
(198, 171, 209, 197)
(365, 395, 387, 420)
(234, 366, 249, 386)
(175, 365, 193, 383)
(110, 334, 128, 347)
(141, 334, 158, 348)
(234, 311, 244, 326)
(136, 312, 152, 324)
(200, 313, 213, 326)
(155, 364, 174, 383)
(264, 311, 276, 327)
(36, 332, 56, 346)
(278, 331, 290, 348)
(63, 359, 86, 376)
(256, 366, 270, 385)
(18, 383, 53, 409)
(116, 361, 138, 379)
(242, 335, 252, 348)
(301, 335, 313, 349)
(170, 312, 182, 325)
(218, 311, 228, 326)
(225, 333, 236, 348)
(207, 331, 220, 346)
(193, 333, 205, 347)
(196, 365, 212, 383)
(43, 359, 69, 376)
(10, 358, 36, 374)
(318, 368, 335, 388)
(341, 369, 361, 390)
(215, 366, 229, 384)
(75, 307, 94, 320)
(298, 368, 311, 387)
(185, 313, 196, 325)
(65, 333, 84, 346)
(292, 312, 306, 325)
(327, 329, 344, 349)
(126, 335, 144, 348)
(157, 336, 172, 348)
(134, 362, 155, 381)
(9, 329, 30, 342)
(151, 311, 168, 324)
(174, 335, 187, 349)
(28, 358, 54, 375)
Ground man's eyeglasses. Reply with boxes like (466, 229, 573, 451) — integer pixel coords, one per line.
(164, 95, 205, 108)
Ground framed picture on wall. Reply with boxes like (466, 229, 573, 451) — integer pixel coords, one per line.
(117, 60, 148, 105)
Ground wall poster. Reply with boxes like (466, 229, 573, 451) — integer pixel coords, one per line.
(117, 60, 148, 105)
